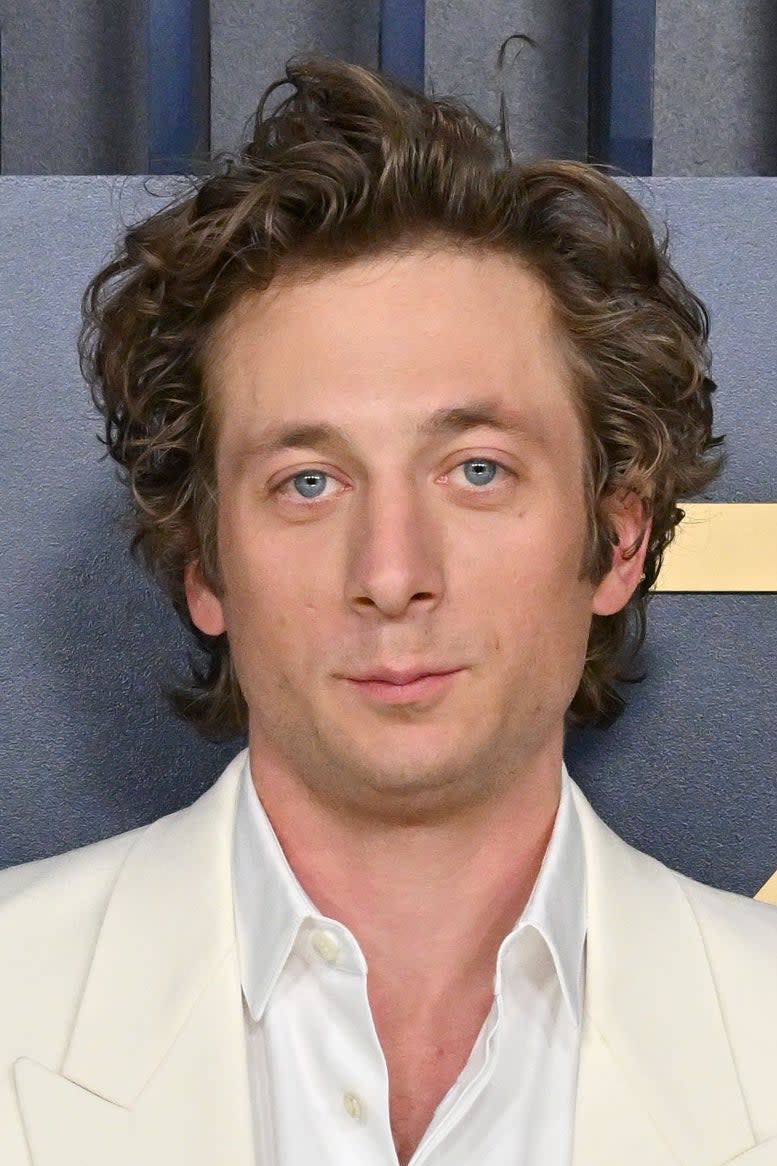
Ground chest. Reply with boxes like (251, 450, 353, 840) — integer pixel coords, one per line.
(377, 999, 498, 1165)
(385, 1041, 480, 1166)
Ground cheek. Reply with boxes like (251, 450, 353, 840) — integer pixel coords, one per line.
(474, 530, 591, 652)
(485, 536, 579, 602)
(218, 538, 328, 667)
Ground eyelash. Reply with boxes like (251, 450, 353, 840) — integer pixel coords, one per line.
(273, 458, 514, 503)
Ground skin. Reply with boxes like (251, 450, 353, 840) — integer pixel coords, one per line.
(185, 245, 648, 1160)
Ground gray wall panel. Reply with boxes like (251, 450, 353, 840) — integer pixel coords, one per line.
(4, 1, 777, 177)
(210, 0, 380, 155)
(211, 0, 777, 175)
(0, 0, 148, 174)
(210, 0, 590, 161)
(425, 0, 590, 162)
(654, 0, 777, 176)
(621, 178, 777, 501)
(0, 176, 239, 866)
(1, 175, 775, 894)
(566, 595, 777, 898)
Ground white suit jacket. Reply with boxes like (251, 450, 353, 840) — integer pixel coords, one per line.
(1, 749, 776, 1166)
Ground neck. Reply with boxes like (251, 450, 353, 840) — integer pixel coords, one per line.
(247, 738, 563, 1017)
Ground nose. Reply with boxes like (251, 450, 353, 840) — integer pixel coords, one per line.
(345, 483, 444, 619)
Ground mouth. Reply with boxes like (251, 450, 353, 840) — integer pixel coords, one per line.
(341, 667, 465, 706)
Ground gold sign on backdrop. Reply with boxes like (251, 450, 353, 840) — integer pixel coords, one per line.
(656, 502, 777, 902)
(656, 503, 777, 592)
(757, 872, 777, 907)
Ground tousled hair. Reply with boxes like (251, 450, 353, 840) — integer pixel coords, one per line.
(80, 54, 724, 738)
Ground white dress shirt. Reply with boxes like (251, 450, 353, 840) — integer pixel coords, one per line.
(232, 754, 587, 1165)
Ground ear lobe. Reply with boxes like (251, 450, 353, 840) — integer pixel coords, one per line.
(184, 561, 226, 637)
(592, 492, 652, 617)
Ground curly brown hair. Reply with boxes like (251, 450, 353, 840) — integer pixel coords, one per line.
(79, 53, 724, 739)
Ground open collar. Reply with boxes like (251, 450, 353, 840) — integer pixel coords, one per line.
(233, 754, 586, 1026)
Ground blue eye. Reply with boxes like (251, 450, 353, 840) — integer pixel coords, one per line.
(291, 471, 329, 499)
(461, 459, 498, 486)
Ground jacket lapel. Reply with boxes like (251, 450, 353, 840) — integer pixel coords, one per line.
(570, 781, 756, 1166)
(14, 750, 257, 1166)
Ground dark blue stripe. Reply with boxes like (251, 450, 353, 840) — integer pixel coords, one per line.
(379, 0, 426, 91)
(588, 0, 656, 175)
(147, 0, 210, 173)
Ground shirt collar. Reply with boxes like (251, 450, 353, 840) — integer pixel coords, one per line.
(493, 762, 586, 1025)
(232, 755, 321, 1022)
(233, 755, 586, 1026)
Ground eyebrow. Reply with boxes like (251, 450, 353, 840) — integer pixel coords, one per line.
(420, 401, 537, 441)
(244, 400, 542, 460)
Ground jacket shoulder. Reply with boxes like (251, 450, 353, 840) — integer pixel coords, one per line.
(676, 868, 777, 955)
(0, 757, 243, 940)
(0, 824, 150, 1088)
(0, 823, 154, 1018)
(673, 869, 777, 1139)
(0, 822, 147, 912)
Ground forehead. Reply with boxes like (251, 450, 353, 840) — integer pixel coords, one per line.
(205, 246, 580, 449)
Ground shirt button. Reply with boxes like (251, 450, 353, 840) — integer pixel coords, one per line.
(343, 1092, 365, 1121)
(311, 929, 340, 964)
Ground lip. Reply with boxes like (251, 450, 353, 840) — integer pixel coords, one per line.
(345, 666, 461, 685)
(341, 667, 464, 706)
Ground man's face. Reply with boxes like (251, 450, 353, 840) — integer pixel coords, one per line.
(188, 247, 632, 822)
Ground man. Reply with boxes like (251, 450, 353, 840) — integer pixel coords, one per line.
(1, 54, 776, 1166)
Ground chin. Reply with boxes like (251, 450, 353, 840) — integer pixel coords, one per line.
(346, 716, 466, 757)
(365, 751, 461, 787)
(331, 728, 482, 793)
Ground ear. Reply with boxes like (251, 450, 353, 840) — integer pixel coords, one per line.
(592, 491, 652, 617)
(184, 560, 226, 637)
